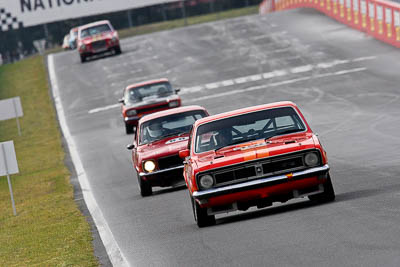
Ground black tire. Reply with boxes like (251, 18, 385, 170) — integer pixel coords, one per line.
(80, 54, 86, 63)
(137, 172, 152, 197)
(125, 123, 134, 134)
(115, 46, 122, 55)
(308, 173, 335, 203)
(191, 195, 215, 227)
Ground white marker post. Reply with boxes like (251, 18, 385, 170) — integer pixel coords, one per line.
(0, 141, 19, 216)
(0, 97, 23, 136)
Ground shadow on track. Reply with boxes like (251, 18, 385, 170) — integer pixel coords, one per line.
(212, 183, 400, 227)
(215, 199, 327, 227)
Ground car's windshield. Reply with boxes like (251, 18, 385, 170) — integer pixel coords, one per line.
(139, 110, 207, 145)
(195, 107, 306, 153)
(80, 24, 111, 38)
(124, 82, 174, 104)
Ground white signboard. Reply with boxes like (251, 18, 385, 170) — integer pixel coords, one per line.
(0, 96, 23, 121)
(0, 0, 180, 31)
(0, 141, 19, 176)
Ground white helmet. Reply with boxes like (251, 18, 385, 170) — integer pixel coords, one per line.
(148, 121, 163, 138)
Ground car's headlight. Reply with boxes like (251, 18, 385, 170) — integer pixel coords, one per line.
(80, 44, 86, 50)
(169, 101, 179, 108)
(112, 37, 118, 42)
(126, 109, 137, 116)
(143, 160, 156, 172)
(304, 152, 319, 167)
(198, 174, 214, 189)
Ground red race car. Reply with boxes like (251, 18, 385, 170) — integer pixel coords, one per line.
(127, 105, 209, 197)
(179, 101, 335, 227)
(77, 20, 121, 63)
(119, 78, 181, 134)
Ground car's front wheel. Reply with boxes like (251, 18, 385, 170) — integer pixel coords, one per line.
(308, 173, 335, 203)
(115, 46, 122, 55)
(80, 54, 86, 63)
(191, 195, 215, 227)
(137, 172, 152, 197)
(125, 123, 134, 134)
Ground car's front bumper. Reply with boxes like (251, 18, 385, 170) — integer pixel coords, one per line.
(140, 165, 184, 187)
(139, 165, 184, 177)
(192, 164, 330, 203)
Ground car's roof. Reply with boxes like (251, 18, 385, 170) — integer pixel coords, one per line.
(125, 78, 170, 91)
(139, 105, 207, 123)
(79, 20, 111, 31)
(194, 101, 298, 128)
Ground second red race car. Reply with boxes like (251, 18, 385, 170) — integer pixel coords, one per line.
(119, 78, 181, 134)
(127, 106, 209, 197)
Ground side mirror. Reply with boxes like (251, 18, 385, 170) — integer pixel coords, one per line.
(126, 144, 136, 150)
(175, 88, 181, 94)
(118, 98, 124, 104)
(179, 149, 190, 159)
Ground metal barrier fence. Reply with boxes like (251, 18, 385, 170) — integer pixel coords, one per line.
(259, 0, 400, 48)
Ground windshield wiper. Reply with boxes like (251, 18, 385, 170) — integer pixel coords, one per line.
(264, 129, 303, 141)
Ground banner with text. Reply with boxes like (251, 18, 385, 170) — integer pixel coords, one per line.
(0, 0, 179, 31)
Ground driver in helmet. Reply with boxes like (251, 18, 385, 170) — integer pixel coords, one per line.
(215, 128, 233, 148)
(147, 121, 166, 141)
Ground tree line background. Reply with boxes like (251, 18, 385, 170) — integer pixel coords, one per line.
(0, 0, 262, 64)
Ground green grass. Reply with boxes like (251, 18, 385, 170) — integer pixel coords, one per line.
(0, 56, 98, 266)
(119, 5, 259, 39)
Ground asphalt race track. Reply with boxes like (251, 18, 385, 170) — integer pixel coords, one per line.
(49, 8, 400, 267)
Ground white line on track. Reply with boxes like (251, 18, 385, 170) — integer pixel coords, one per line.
(184, 67, 367, 103)
(179, 56, 375, 95)
(48, 55, 130, 267)
(88, 56, 375, 114)
(89, 104, 120, 114)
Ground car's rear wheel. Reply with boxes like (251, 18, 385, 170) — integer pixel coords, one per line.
(137, 172, 152, 197)
(308, 173, 335, 203)
(80, 54, 86, 63)
(191, 196, 215, 227)
(125, 123, 134, 134)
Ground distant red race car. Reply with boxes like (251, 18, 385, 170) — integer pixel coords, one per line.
(127, 106, 209, 197)
(119, 78, 182, 134)
(179, 101, 335, 227)
(77, 20, 121, 63)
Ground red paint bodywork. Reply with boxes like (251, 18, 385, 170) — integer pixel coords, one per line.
(77, 20, 120, 58)
(184, 101, 329, 209)
(132, 106, 208, 187)
(121, 78, 182, 128)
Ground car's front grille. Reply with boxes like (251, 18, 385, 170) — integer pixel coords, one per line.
(158, 154, 183, 170)
(262, 156, 304, 174)
(200, 150, 320, 188)
(137, 103, 169, 114)
(215, 166, 257, 184)
(92, 40, 107, 50)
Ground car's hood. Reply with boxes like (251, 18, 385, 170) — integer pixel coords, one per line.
(137, 134, 189, 160)
(195, 132, 316, 172)
(82, 32, 113, 43)
(125, 95, 179, 110)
